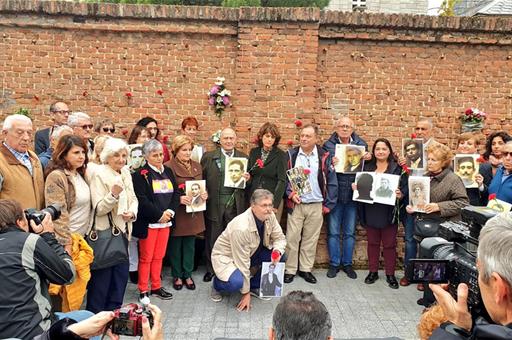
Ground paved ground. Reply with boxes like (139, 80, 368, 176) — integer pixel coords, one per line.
(123, 267, 423, 340)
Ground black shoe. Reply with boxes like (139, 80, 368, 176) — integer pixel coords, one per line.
(364, 272, 379, 284)
(129, 271, 138, 284)
(173, 278, 183, 291)
(203, 272, 215, 282)
(326, 265, 339, 278)
(151, 287, 173, 300)
(284, 274, 295, 283)
(417, 298, 425, 306)
(386, 275, 399, 289)
(342, 265, 358, 279)
(298, 271, 317, 284)
(184, 278, 196, 291)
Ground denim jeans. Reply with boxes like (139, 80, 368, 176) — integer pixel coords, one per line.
(327, 201, 357, 267)
(56, 310, 100, 340)
(213, 269, 244, 293)
(404, 213, 418, 267)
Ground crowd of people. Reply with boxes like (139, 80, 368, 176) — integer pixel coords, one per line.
(0, 100, 511, 339)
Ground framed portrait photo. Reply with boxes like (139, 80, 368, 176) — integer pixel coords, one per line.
(402, 139, 425, 170)
(408, 176, 430, 213)
(224, 157, 248, 189)
(373, 173, 400, 206)
(259, 262, 285, 298)
(453, 154, 480, 189)
(128, 144, 145, 173)
(335, 144, 365, 173)
(286, 166, 312, 197)
(352, 172, 376, 204)
(185, 180, 206, 213)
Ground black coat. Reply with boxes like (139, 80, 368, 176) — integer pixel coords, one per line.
(246, 146, 287, 209)
(131, 164, 180, 239)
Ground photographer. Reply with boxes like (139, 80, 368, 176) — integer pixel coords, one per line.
(430, 213, 512, 339)
(0, 199, 75, 339)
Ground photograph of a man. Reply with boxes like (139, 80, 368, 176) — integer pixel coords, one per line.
(128, 144, 145, 172)
(224, 157, 248, 189)
(454, 155, 479, 188)
(186, 180, 207, 213)
(403, 139, 424, 169)
(352, 172, 374, 203)
(260, 262, 284, 297)
(375, 177, 393, 198)
(343, 145, 364, 173)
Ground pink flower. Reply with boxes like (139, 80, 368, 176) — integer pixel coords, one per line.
(256, 159, 264, 168)
(140, 169, 149, 177)
(222, 96, 230, 106)
(294, 120, 303, 128)
(304, 169, 311, 175)
(157, 89, 164, 96)
(208, 97, 215, 105)
(210, 85, 220, 96)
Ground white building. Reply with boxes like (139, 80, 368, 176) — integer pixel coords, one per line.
(327, 0, 429, 14)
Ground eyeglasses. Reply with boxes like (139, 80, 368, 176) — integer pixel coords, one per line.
(503, 151, 512, 158)
(80, 124, 94, 130)
(337, 125, 352, 130)
(52, 110, 70, 115)
(102, 127, 115, 133)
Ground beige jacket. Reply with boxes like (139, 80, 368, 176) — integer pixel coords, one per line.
(89, 165, 138, 236)
(211, 207, 286, 294)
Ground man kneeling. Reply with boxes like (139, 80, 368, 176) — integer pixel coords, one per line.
(210, 189, 286, 311)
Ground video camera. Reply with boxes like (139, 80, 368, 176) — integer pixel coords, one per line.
(405, 206, 498, 319)
(24, 204, 61, 226)
(110, 303, 154, 337)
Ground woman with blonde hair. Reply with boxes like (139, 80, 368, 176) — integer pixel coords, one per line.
(164, 135, 207, 290)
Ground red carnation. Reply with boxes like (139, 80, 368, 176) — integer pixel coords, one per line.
(162, 135, 169, 143)
(121, 129, 129, 136)
(287, 140, 294, 146)
(465, 108, 473, 115)
(476, 156, 486, 163)
(294, 120, 303, 128)
(157, 89, 164, 96)
(271, 250, 280, 261)
(411, 133, 417, 139)
(489, 193, 497, 201)
(256, 159, 264, 168)
(82, 91, 88, 97)
(125, 92, 133, 98)
(33, 95, 39, 101)
(402, 164, 411, 175)
(140, 169, 149, 176)
(178, 183, 186, 191)
(304, 168, 311, 175)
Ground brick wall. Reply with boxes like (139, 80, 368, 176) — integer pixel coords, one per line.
(1, 1, 512, 268)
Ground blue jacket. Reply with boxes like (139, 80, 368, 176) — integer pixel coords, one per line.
(322, 131, 368, 204)
(488, 166, 512, 204)
(285, 145, 338, 213)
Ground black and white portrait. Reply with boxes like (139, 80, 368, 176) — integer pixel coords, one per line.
(402, 139, 425, 170)
(408, 176, 430, 213)
(224, 157, 248, 189)
(335, 144, 365, 173)
(286, 166, 312, 197)
(259, 262, 285, 298)
(186, 180, 207, 213)
(128, 144, 145, 173)
(352, 172, 375, 204)
(373, 173, 400, 206)
(454, 154, 479, 188)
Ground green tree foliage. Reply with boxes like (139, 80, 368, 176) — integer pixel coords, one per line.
(261, 0, 329, 8)
(14, 108, 31, 119)
(439, 0, 460, 16)
(222, 0, 261, 6)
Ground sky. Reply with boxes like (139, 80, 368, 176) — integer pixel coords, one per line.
(428, 0, 444, 15)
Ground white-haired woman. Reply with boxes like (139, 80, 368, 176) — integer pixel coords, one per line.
(87, 137, 138, 313)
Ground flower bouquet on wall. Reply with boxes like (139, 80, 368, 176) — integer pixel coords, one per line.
(460, 108, 486, 132)
(208, 77, 231, 118)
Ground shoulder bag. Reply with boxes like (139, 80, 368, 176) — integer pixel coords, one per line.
(86, 206, 128, 271)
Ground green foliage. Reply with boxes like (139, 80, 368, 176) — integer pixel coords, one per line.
(222, 0, 261, 7)
(260, 0, 329, 8)
(439, 0, 460, 16)
(15, 108, 31, 119)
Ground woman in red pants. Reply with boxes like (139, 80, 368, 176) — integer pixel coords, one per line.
(132, 139, 180, 301)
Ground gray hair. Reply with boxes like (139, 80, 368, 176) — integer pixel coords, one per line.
(99, 137, 128, 164)
(250, 189, 274, 205)
(50, 125, 73, 140)
(417, 117, 434, 130)
(142, 139, 163, 156)
(220, 127, 236, 138)
(478, 213, 512, 285)
(67, 112, 91, 127)
(272, 291, 332, 340)
(2, 114, 32, 130)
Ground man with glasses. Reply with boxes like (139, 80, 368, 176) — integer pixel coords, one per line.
(322, 116, 369, 279)
(34, 101, 70, 155)
(0, 114, 44, 209)
(210, 189, 286, 311)
(67, 112, 94, 157)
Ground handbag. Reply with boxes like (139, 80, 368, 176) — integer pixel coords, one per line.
(414, 215, 444, 239)
(86, 206, 128, 271)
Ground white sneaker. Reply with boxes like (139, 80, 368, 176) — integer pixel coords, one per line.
(250, 289, 272, 301)
(210, 287, 223, 302)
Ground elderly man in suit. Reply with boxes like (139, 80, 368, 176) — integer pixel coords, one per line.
(201, 127, 249, 282)
(34, 101, 70, 155)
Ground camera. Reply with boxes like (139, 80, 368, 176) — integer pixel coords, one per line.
(406, 206, 498, 319)
(111, 303, 153, 336)
(24, 204, 61, 226)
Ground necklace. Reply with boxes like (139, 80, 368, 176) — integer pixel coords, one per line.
(261, 147, 271, 163)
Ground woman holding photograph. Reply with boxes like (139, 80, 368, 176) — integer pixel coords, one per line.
(165, 135, 207, 291)
(455, 132, 485, 206)
(354, 138, 406, 289)
(247, 122, 287, 221)
(406, 143, 468, 307)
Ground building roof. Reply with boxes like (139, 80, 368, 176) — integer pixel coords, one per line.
(456, 0, 512, 16)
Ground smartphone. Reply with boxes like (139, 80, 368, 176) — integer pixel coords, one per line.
(405, 259, 450, 284)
